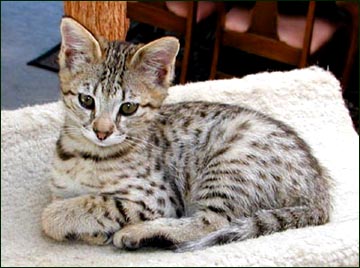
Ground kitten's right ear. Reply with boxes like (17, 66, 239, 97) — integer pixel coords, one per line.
(59, 17, 102, 71)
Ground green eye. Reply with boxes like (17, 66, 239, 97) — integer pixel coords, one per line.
(119, 102, 139, 116)
(78, 94, 95, 110)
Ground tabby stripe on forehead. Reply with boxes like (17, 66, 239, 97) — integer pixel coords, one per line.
(122, 88, 125, 101)
(101, 41, 133, 96)
(115, 45, 129, 84)
(92, 79, 102, 96)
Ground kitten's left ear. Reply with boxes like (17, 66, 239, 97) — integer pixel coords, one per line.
(130, 37, 180, 88)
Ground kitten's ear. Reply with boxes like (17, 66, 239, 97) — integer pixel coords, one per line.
(130, 37, 180, 87)
(59, 17, 102, 71)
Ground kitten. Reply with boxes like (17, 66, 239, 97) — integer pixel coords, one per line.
(41, 17, 332, 251)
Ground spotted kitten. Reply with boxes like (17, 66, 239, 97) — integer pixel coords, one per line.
(41, 17, 332, 251)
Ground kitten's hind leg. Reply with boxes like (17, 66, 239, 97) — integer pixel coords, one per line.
(42, 194, 126, 245)
(112, 210, 230, 250)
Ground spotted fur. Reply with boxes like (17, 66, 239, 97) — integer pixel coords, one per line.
(41, 17, 332, 251)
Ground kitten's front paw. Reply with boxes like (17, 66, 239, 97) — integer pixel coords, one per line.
(42, 197, 121, 244)
(113, 225, 176, 250)
(41, 203, 68, 241)
(113, 226, 140, 249)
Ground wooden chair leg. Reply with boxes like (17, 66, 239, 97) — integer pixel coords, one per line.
(180, 35, 191, 84)
(180, 2, 197, 84)
(299, 1, 316, 68)
(209, 3, 225, 80)
(341, 28, 358, 92)
(339, 3, 358, 92)
(209, 24, 221, 79)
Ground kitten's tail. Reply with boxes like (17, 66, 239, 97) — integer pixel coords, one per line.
(175, 205, 330, 252)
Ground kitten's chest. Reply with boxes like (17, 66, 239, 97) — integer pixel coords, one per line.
(50, 157, 153, 199)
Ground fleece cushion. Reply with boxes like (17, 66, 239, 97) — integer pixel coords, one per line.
(1, 66, 358, 266)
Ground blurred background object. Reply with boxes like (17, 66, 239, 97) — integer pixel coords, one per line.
(127, 2, 209, 84)
(1, 1, 358, 132)
(1, 1, 62, 109)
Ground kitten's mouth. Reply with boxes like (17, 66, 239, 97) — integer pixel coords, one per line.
(94, 140, 113, 147)
(81, 129, 126, 147)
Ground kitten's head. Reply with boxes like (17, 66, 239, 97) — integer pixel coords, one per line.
(58, 17, 179, 147)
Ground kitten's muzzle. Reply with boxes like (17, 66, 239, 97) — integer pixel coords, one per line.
(93, 128, 113, 141)
(92, 113, 115, 141)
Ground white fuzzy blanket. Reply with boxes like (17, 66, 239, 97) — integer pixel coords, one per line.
(1, 66, 358, 267)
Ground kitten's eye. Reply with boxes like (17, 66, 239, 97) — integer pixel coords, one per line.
(119, 102, 139, 116)
(78, 94, 95, 110)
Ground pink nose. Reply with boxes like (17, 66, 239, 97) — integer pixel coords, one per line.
(93, 129, 113, 141)
(92, 113, 114, 141)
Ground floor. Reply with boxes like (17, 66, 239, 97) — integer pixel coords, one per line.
(1, 2, 358, 133)
(1, 1, 63, 110)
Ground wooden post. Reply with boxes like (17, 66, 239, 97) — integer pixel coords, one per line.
(336, 2, 358, 92)
(64, 1, 129, 41)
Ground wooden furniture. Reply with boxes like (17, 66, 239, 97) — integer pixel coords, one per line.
(64, 1, 129, 41)
(209, 2, 343, 83)
(126, 2, 199, 84)
(63, 1, 216, 84)
(335, 2, 358, 91)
